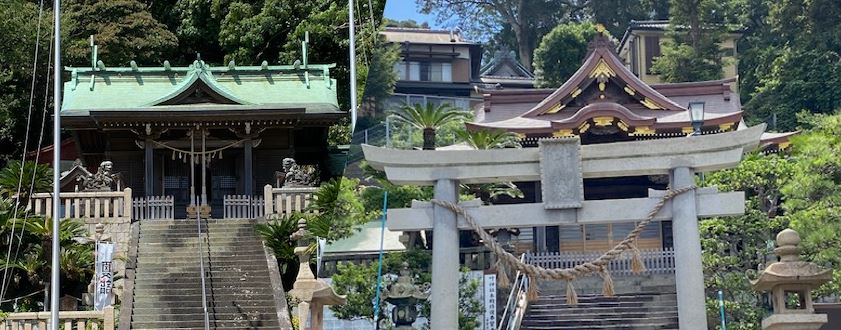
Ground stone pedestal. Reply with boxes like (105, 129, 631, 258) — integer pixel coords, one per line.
(287, 219, 345, 330)
(752, 229, 832, 330)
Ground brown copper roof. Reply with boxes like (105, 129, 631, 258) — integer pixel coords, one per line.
(470, 33, 746, 135)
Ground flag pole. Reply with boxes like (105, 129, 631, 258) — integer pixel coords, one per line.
(50, 0, 62, 328)
(348, 0, 358, 133)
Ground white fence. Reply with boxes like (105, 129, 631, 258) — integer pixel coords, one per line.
(27, 189, 132, 222)
(132, 196, 174, 220)
(526, 248, 675, 276)
(263, 185, 317, 218)
(223, 195, 265, 219)
(2, 306, 114, 330)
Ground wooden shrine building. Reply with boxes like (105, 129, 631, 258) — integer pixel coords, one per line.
(468, 27, 794, 253)
(61, 55, 344, 218)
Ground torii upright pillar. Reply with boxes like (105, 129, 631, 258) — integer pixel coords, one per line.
(671, 166, 707, 329)
(430, 179, 459, 329)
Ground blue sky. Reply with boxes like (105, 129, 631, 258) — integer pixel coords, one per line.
(383, 1, 450, 28)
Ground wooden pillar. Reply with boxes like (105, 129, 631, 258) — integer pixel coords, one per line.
(144, 139, 154, 196)
(243, 139, 253, 196)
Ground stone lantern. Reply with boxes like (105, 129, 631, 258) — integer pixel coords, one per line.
(287, 219, 346, 330)
(383, 262, 430, 329)
(751, 228, 832, 330)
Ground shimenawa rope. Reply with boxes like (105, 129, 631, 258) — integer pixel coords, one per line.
(430, 185, 696, 304)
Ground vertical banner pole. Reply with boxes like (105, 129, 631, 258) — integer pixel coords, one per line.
(372, 191, 388, 325)
(50, 0, 62, 328)
(718, 289, 727, 330)
(348, 0, 358, 133)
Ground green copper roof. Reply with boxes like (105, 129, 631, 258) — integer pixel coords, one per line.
(61, 60, 340, 116)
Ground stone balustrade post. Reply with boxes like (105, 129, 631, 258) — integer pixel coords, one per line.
(123, 188, 132, 220)
(263, 184, 273, 217)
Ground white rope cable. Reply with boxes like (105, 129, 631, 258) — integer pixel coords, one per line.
(151, 138, 247, 155)
(0, 23, 55, 304)
(0, 0, 47, 303)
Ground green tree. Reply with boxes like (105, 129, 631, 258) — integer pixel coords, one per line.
(305, 177, 379, 244)
(701, 153, 796, 328)
(417, 0, 588, 71)
(650, 0, 728, 82)
(330, 250, 483, 330)
(532, 22, 599, 88)
(388, 103, 470, 150)
(454, 128, 519, 150)
(64, 0, 178, 66)
(780, 112, 841, 296)
(0, 161, 52, 199)
(586, 0, 669, 36)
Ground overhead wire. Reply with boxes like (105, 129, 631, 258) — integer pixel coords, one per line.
(0, 0, 48, 304)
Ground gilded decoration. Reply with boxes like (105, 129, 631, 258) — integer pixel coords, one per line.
(546, 103, 565, 114)
(616, 121, 629, 132)
(640, 97, 662, 110)
(778, 141, 791, 150)
(570, 88, 582, 98)
(682, 127, 694, 134)
(513, 132, 526, 139)
(630, 126, 655, 136)
(623, 85, 636, 96)
(578, 122, 591, 133)
(593, 116, 614, 127)
(589, 59, 616, 79)
(553, 129, 574, 137)
(719, 123, 734, 131)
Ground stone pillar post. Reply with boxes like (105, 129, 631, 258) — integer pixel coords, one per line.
(431, 179, 459, 329)
(243, 139, 253, 196)
(144, 139, 154, 196)
(670, 166, 707, 329)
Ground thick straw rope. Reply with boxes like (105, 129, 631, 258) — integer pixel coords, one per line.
(431, 185, 696, 303)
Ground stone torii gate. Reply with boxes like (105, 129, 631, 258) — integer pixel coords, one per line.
(362, 124, 766, 330)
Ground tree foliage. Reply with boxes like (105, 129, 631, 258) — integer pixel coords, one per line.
(651, 0, 727, 82)
(388, 103, 471, 150)
(780, 113, 841, 296)
(532, 22, 599, 88)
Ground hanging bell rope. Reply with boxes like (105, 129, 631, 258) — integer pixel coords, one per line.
(430, 185, 696, 304)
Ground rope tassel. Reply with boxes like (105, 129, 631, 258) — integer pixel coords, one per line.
(496, 260, 510, 289)
(565, 280, 578, 305)
(527, 275, 539, 302)
(600, 268, 615, 297)
(630, 243, 647, 274)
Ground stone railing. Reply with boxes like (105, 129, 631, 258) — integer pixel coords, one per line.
(132, 195, 174, 220)
(2, 306, 115, 330)
(223, 195, 265, 219)
(262, 185, 317, 218)
(28, 189, 132, 223)
(526, 248, 675, 276)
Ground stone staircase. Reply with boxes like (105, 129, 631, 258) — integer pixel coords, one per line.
(520, 275, 679, 330)
(129, 219, 283, 329)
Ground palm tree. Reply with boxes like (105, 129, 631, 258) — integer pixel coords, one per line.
(389, 103, 470, 150)
(454, 128, 520, 150)
(0, 160, 52, 200)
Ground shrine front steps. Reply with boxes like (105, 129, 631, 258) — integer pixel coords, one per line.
(129, 219, 282, 330)
(520, 274, 678, 330)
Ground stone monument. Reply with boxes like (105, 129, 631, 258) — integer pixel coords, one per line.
(287, 219, 345, 329)
(751, 228, 832, 330)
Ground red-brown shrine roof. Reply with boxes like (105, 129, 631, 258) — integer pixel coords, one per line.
(468, 33, 745, 136)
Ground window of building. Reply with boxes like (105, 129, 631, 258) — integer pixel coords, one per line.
(394, 61, 453, 82)
(644, 36, 661, 74)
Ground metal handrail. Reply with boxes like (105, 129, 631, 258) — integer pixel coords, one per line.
(196, 203, 211, 329)
(497, 253, 528, 330)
